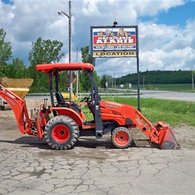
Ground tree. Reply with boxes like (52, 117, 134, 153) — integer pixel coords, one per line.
(8, 58, 27, 78)
(0, 58, 29, 79)
(29, 37, 64, 66)
(81, 46, 95, 65)
(101, 74, 112, 88)
(0, 28, 12, 65)
(28, 37, 64, 92)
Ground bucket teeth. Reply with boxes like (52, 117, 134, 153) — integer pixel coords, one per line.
(160, 128, 180, 149)
(161, 140, 180, 149)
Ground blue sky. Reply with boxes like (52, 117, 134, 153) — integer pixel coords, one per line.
(0, 0, 195, 76)
(2, 0, 11, 4)
(140, 0, 195, 26)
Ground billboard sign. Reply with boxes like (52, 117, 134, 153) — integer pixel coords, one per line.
(91, 26, 137, 58)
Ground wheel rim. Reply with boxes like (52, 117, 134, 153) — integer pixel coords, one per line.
(114, 131, 129, 147)
(52, 124, 70, 143)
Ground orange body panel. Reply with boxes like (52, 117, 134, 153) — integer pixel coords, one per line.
(100, 100, 133, 125)
(100, 100, 154, 130)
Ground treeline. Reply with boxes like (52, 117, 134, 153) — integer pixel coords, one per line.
(116, 70, 193, 85)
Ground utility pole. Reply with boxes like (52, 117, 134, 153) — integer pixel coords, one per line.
(192, 69, 194, 91)
(69, 0, 72, 101)
(58, 0, 72, 101)
(143, 76, 145, 89)
(76, 47, 79, 97)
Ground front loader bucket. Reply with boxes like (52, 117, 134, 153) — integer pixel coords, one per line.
(155, 122, 180, 150)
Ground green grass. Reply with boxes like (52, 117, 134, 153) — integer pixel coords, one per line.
(103, 97, 195, 127)
(81, 106, 93, 121)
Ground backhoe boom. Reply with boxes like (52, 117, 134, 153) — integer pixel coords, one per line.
(0, 84, 33, 135)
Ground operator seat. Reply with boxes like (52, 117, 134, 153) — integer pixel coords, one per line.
(55, 92, 81, 113)
(55, 92, 66, 107)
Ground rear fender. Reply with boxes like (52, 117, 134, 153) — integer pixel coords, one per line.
(51, 107, 83, 127)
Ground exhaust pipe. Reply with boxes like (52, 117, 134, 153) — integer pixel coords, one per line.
(96, 132, 103, 139)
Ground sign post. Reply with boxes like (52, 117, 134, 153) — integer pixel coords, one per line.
(90, 25, 141, 111)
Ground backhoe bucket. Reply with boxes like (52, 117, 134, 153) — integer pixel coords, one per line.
(155, 122, 180, 149)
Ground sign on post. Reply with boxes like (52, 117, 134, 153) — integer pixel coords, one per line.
(90, 25, 141, 111)
(91, 26, 137, 58)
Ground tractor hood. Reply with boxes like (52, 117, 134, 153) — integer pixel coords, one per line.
(100, 100, 136, 125)
(100, 100, 128, 115)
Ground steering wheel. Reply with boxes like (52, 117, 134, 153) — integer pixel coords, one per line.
(80, 94, 91, 102)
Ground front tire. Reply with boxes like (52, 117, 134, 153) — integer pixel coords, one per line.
(44, 116, 79, 150)
(112, 127, 132, 149)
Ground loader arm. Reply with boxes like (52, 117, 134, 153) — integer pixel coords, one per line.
(127, 106, 180, 149)
(0, 84, 33, 135)
(100, 101, 180, 149)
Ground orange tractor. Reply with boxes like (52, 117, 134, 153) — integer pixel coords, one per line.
(0, 63, 180, 150)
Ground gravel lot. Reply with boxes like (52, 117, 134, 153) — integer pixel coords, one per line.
(0, 98, 195, 195)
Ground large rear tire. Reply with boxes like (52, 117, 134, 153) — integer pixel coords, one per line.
(112, 127, 132, 149)
(44, 116, 79, 150)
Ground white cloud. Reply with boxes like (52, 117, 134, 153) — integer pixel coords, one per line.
(96, 57, 137, 77)
(0, 0, 194, 76)
(81, 0, 102, 16)
(138, 20, 195, 72)
(78, 0, 185, 21)
(0, 1, 14, 26)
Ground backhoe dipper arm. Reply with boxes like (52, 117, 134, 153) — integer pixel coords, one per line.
(0, 84, 33, 135)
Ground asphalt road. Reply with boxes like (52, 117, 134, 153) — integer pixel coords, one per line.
(26, 90, 195, 102)
(140, 90, 195, 101)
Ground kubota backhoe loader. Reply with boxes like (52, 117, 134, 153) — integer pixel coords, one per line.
(0, 63, 180, 150)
